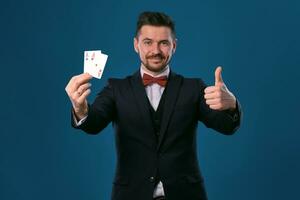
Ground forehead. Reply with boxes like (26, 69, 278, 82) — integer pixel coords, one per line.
(138, 25, 173, 40)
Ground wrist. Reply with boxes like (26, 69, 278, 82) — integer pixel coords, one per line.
(73, 107, 88, 121)
(228, 98, 237, 111)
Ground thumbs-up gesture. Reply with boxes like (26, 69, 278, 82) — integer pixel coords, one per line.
(204, 66, 236, 111)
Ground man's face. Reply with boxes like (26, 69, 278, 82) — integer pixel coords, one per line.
(134, 25, 177, 73)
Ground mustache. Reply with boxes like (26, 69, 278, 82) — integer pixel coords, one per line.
(146, 54, 165, 59)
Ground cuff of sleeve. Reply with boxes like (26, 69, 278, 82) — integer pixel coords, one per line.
(224, 100, 241, 122)
(72, 109, 88, 126)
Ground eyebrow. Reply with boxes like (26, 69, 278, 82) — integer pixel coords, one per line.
(142, 38, 170, 43)
(159, 40, 170, 43)
(142, 38, 153, 41)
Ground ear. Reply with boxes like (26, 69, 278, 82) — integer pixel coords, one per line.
(133, 37, 139, 53)
(172, 38, 177, 54)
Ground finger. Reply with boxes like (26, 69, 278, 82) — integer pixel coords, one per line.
(70, 89, 81, 102)
(70, 82, 91, 100)
(209, 104, 222, 110)
(77, 89, 91, 104)
(204, 86, 217, 94)
(65, 75, 79, 94)
(66, 75, 81, 94)
(70, 73, 93, 92)
(76, 83, 92, 95)
(204, 92, 219, 100)
(214, 66, 224, 86)
(205, 98, 220, 105)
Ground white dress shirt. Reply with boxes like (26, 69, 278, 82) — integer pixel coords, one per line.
(73, 65, 170, 198)
(140, 65, 169, 198)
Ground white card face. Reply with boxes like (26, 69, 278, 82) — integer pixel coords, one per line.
(84, 50, 101, 74)
(84, 50, 108, 79)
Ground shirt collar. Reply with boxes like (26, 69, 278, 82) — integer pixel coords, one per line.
(140, 64, 170, 78)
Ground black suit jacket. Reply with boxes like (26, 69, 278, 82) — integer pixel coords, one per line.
(71, 70, 242, 200)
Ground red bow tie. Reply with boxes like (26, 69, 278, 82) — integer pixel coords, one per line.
(142, 73, 168, 87)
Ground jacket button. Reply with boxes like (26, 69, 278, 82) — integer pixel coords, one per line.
(149, 176, 155, 182)
(233, 113, 238, 121)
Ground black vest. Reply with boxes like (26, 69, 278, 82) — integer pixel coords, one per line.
(145, 85, 168, 184)
(146, 86, 167, 139)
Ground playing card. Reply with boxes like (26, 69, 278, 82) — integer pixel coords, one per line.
(84, 50, 108, 79)
(84, 50, 101, 75)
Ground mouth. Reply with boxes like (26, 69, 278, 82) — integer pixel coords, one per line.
(148, 57, 164, 62)
(150, 58, 162, 61)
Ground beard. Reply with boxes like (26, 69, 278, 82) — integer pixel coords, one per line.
(142, 53, 171, 73)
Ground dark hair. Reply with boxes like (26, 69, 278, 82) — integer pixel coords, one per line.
(135, 11, 176, 38)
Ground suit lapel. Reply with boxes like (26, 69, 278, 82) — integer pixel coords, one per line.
(157, 71, 182, 150)
(130, 70, 157, 141)
(129, 69, 182, 150)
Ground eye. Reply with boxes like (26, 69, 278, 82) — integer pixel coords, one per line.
(161, 41, 170, 46)
(144, 40, 152, 46)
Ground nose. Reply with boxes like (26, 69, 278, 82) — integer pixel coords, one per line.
(151, 43, 161, 54)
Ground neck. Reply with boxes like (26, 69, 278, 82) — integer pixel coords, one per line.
(141, 64, 169, 77)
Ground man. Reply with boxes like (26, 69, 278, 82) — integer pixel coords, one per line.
(65, 11, 242, 200)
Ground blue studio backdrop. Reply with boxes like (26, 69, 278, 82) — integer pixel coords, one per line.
(1, 0, 299, 200)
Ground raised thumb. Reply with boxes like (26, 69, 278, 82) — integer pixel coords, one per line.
(215, 66, 224, 86)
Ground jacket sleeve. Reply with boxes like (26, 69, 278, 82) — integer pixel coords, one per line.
(197, 79, 242, 135)
(71, 78, 116, 134)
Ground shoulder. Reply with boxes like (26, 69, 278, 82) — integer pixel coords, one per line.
(106, 75, 130, 84)
(105, 74, 134, 90)
(174, 72, 207, 90)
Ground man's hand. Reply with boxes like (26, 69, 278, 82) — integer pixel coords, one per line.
(204, 66, 236, 111)
(65, 73, 93, 120)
